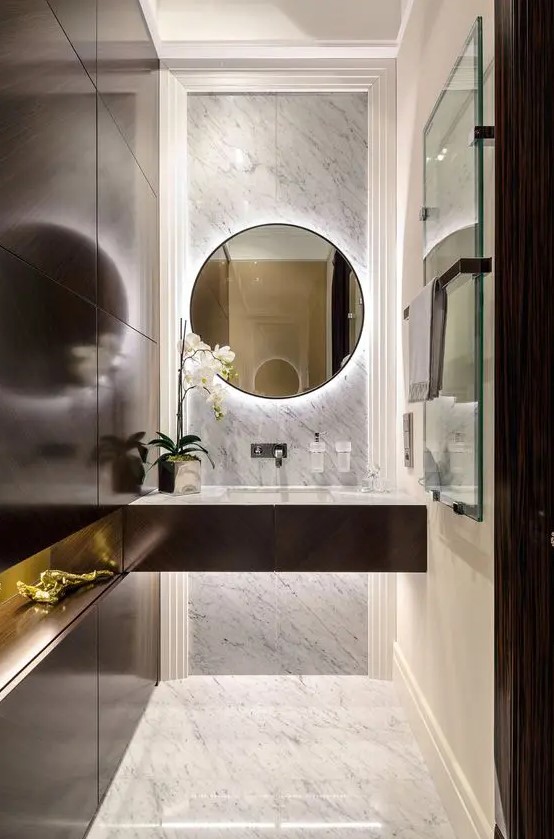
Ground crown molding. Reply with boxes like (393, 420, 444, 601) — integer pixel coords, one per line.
(396, 0, 417, 47)
(138, 0, 421, 63)
(160, 40, 398, 64)
(138, 0, 162, 56)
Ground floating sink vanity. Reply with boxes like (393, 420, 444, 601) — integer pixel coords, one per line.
(125, 487, 428, 573)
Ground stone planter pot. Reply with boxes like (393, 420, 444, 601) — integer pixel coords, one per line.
(158, 458, 201, 494)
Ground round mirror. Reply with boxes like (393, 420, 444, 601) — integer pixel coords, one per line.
(191, 224, 364, 399)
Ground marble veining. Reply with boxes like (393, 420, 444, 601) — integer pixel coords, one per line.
(88, 675, 456, 839)
(132, 487, 424, 505)
(186, 93, 369, 487)
(188, 573, 280, 675)
(188, 573, 368, 676)
(275, 95, 369, 269)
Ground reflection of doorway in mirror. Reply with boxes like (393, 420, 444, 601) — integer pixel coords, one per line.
(228, 259, 327, 394)
(254, 358, 300, 398)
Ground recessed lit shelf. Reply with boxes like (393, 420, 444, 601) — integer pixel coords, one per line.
(0, 575, 122, 700)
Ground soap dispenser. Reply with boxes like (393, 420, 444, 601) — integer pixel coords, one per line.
(309, 432, 326, 473)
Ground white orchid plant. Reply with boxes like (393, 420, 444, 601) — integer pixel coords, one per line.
(148, 321, 235, 469)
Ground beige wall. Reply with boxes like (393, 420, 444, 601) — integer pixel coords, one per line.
(227, 260, 327, 395)
(395, 2, 494, 838)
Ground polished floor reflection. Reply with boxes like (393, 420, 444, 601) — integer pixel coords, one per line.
(89, 676, 456, 839)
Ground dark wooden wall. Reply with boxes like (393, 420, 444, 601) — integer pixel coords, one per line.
(495, 0, 554, 836)
(0, 0, 159, 571)
(0, 569, 159, 839)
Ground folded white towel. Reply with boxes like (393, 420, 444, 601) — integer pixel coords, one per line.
(408, 279, 447, 402)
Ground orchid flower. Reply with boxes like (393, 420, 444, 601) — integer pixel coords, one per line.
(178, 328, 236, 420)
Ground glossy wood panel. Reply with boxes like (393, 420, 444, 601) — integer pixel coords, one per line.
(124, 505, 427, 573)
(0, 576, 117, 700)
(97, 99, 159, 339)
(495, 1, 554, 836)
(97, 311, 159, 509)
(98, 571, 159, 799)
(0, 247, 99, 570)
(97, 0, 159, 193)
(275, 506, 427, 572)
(0, 0, 96, 300)
(50, 510, 123, 575)
(47, 0, 97, 81)
(124, 506, 276, 571)
(0, 610, 98, 838)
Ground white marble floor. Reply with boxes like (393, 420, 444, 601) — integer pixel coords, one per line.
(89, 676, 456, 839)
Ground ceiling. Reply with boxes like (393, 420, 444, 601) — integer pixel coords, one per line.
(155, 0, 404, 43)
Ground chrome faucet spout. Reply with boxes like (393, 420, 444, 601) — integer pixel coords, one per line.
(251, 442, 288, 466)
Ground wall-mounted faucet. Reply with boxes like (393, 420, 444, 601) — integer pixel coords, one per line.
(251, 443, 288, 468)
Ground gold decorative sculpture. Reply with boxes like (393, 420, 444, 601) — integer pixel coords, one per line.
(17, 569, 114, 605)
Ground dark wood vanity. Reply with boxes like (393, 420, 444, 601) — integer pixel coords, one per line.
(124, 502, 428, 573)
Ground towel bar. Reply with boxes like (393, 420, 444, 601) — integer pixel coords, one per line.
(403, 256, 492, 320)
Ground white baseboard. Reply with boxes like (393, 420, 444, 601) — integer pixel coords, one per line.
(393, 643, 493, 839)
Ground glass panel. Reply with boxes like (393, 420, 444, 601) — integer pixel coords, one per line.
(424, 272, 483, 518)
(423, 19, 485, 521)
(423, 18, 483, 278)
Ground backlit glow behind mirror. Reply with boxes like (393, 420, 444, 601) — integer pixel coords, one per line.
(190, 224, 364, 399)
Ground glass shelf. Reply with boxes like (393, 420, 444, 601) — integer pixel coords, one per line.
(423, 18, 484, 277)
(422, 18, 487, 522)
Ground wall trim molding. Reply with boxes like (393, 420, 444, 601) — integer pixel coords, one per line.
(167, 60, 397, 483)
(159, 572, 189, 681)
(169, 59, 395, 93)
(161, 41, 398, 62)
(368, 574, 396, 679)
(393, 643, 493, 839)
(159, 68, 188, 437)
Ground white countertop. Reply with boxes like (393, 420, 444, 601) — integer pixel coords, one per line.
(131, 486, 427, 506)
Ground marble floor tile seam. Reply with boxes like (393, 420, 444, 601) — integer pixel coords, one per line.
(89, 676, 457, 839)
(157, 676, 403, 709)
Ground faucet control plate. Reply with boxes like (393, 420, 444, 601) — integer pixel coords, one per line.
(251, 443, 288, 459)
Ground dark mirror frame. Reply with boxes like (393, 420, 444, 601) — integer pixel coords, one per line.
(189, 222, 365, 400)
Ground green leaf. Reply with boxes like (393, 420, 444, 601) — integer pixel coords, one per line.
(155, 431, 176, 446)
(177, 434, 202, 448)
(147, 439, 176, 453)
(181, 444, 215, 468)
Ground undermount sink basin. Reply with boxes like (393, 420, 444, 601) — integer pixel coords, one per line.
(224, 487, 333, 504)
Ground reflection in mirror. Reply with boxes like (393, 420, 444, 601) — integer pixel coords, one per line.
(191, 224, 363, 398)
